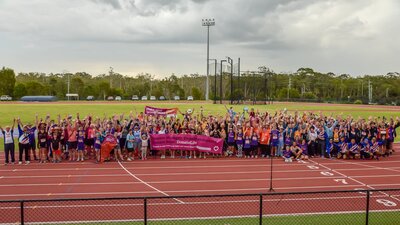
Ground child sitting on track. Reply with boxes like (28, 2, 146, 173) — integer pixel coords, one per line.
(283, 145, 293, 163)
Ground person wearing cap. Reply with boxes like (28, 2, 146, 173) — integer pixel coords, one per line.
(0, 119, 16, 165)
(132, 124, 142, 158)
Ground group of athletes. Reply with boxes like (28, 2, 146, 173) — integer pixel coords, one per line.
(0, 106, 398, 165)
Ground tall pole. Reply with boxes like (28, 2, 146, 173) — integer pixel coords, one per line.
(220, 60, 226, 104)
(253, 72, 256, 105)
(237, 57, 240, 104)
(368, 80, 372, 103)
(227, 57, 233, 105)
(109, 67, 113, 89)
(65, 70, 70, 101)
(209, 59, 217, 104)
(206, 26, 210, 100)
(287, 76, 291, 100)
(202, 19, 215, 101)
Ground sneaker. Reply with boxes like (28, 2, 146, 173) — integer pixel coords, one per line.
(127, 158, 132, 161)
(194, 155, 197, 159)
(26, 161, 30, 164)
(18, 161, 22, 165)
(76, 159, 80, 162)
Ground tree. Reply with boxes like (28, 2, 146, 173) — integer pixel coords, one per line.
(13, 83, 27, 98)
(0, 67, 16, 96)
(25, 81, 45, 95)
(71, 77, 85, 97)
(191, 87, 203, 100)
(97, 82, 110, 100)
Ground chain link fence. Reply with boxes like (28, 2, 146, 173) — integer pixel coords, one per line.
(1, 189, 399, 225)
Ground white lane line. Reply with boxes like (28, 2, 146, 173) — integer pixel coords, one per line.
(117, 161, 185, 204)
(0, 176, 348, 187)
(3, 164, 400, 173)
(0, 184, 368, 198)
(5, 171, 400, 180)
(310, 159, 400, 203)
(334, 159, 400, 174)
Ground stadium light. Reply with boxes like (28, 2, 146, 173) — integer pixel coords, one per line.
(202, 19, 215, 101)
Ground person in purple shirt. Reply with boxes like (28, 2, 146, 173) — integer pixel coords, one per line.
(270, 126, 279, 157)
(250, 131, 259, 158)
(236, 128, 244, 158)
(226, 127, 235, 157)
(76, 130, 85, 162)
(283, 145, 293, 163)
(243, 134, 251, 158)
(299, 139, 309, 160)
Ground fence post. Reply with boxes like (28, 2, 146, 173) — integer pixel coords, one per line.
(144, 198, 147, 225)
(366, 190, 370, 225)
(259, 194, 263, 225)
(20, 201, 24, 225)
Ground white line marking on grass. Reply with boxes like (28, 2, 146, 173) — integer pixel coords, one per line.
(117, 161, 185, 204)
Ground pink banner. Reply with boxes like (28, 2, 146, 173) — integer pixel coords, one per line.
(145, 106, 178, 116)
(150, 134, 224, 154)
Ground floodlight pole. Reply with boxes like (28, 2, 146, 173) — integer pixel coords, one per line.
(64, 70, 70, 101)
(209, 59, 218, 104)
(237, 57, 240, 104)
(202, 19, 215, 101)
(220, 59, 226, 104)
(109, 67, 113, 89)
(227, 57, 233, 105)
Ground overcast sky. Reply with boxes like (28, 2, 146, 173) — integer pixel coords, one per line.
(0, 0, 399, 77)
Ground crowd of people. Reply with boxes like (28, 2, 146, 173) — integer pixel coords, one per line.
(0, 106, 399, 165)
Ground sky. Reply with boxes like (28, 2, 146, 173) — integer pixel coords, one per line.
(0, 0, 399, 78)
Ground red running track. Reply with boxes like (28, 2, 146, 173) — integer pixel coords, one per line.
(0, 144, 400, 224)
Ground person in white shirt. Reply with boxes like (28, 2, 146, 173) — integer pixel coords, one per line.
(0, 119, 16, 165)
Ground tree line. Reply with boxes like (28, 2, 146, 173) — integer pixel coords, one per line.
(0, 66, 399, 104)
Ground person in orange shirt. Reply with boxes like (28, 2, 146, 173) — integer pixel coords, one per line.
(259, 124, 271, 157)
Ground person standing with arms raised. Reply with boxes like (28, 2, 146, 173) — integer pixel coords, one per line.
(0, 119, 16, 165)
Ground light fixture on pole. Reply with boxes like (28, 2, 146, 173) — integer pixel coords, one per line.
(202, 18, 215, 101)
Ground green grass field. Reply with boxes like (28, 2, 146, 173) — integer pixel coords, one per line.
(52, 211, 399, 225)
(0, 101, 399, 127)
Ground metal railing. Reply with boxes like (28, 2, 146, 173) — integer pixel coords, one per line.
(1, 188, 399, 225)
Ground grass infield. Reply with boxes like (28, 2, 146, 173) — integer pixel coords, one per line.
(49, 211, 400, 224)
